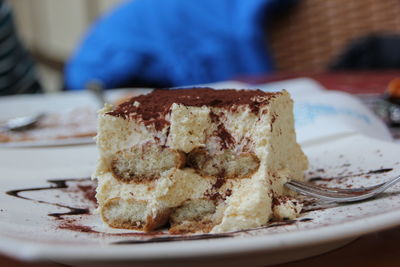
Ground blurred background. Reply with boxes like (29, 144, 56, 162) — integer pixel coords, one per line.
(10, 0, 121, 93)
(7, 0, 400, 93)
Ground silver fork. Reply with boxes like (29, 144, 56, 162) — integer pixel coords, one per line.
(285, 175, 400, 202)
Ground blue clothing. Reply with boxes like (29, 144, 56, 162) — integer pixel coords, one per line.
(66, 0, 296, 90)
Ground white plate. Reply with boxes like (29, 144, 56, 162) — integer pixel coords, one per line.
(1, 134, 400, 266)
(0, 89, 151, 148)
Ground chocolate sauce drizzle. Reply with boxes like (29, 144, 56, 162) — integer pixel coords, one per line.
(6, 178, 91, 218)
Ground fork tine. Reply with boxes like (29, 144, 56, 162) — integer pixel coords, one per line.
(285, 182, 352, 202)
(286, 182, 356, 199)
(368, 174, 400, 194)
(342, 183, 384, 192)
(288, 181, 364, 196)
(293, 180, 381, 194)
(310, 181, 384, 193)
(286, 174, 400, 203)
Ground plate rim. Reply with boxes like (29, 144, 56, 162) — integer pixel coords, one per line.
(1, 201, 400, 262)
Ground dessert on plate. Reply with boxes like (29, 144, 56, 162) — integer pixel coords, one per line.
(94, 88, 308, 234)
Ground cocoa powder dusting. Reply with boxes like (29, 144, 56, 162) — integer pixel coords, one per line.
(216, 124, 235, 149)
(58, 218, 95, 233)
(107, 88, 280, 131)
(272, 197, 280, 207)
(213, 176, 226, 189)
(77, 185, 97, 205)
(209, 111, 220, 123)
(209, 111, 235, 149)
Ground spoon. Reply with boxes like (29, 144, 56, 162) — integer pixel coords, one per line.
(86, 80, 106, 107)
(1, 81, 105, 133)
(0, 113, 46, 132)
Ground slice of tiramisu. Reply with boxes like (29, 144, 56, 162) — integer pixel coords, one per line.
(94, 88, 308, 234)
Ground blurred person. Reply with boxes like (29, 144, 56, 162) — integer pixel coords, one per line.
(66, 0, 297, 90)
(0, 0, 42, 96)
(331, 34, 400, 71)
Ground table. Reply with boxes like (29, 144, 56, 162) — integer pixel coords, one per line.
(239, 71, 400, 94)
